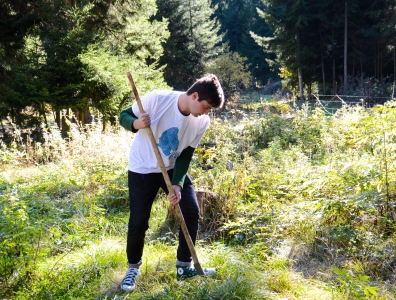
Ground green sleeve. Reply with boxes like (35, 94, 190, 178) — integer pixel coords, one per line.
(119, 106, 138, 133)
(172, 146, 195, 188)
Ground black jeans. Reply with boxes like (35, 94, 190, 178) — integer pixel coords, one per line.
(126, 170, 199, 264)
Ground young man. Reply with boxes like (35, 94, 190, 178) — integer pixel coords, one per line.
(119, 74, 224, 293)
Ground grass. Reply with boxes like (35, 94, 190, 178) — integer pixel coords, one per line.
(1, 96, 396, 299)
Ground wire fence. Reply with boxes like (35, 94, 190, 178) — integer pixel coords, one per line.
(311, 94, 392, 114)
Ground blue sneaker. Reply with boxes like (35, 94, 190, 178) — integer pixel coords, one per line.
(121, 268, 140, 292)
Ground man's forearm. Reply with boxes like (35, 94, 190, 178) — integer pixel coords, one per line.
(119, 107, 138, 133)
(172, 146, 195, 188)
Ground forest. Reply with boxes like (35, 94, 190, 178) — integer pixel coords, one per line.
(1, 0, 396, 299)
(1, 0, 396, 128)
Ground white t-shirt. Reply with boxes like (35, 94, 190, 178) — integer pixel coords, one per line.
(128, 90, 210, 173)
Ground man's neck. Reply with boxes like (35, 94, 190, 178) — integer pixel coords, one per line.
(177, 93, 190, 116)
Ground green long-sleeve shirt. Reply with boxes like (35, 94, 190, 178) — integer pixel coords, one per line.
(119, 107, 194, 188)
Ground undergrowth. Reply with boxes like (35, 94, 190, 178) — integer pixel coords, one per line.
(1, 98, 396, 299)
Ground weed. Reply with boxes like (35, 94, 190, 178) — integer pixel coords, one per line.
(1, 97, 396, 298)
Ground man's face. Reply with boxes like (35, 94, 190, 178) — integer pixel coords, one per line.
(190, 94, 213, 117)
(191, 99, 213, 117)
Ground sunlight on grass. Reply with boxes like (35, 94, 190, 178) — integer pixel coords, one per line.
(2, 100, 396, 299)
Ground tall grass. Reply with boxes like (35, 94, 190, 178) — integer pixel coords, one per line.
(1, 99, 396, 299)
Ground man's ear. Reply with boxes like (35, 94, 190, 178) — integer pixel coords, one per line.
(192, 92, 199, 101)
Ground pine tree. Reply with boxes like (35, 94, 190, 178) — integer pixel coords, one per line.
(0, 0, 53, 124)
(255, 0, 394, 97)
(212, 0, 276, 85)
(253, 0, 312, 99)
(155, 0, 222, 90)
(0, 0, 169, 125)
(79, 0, 169, 123)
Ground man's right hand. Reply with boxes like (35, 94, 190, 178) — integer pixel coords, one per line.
(132, 112, 151, 130)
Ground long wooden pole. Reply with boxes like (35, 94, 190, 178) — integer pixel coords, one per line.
(126, 71, 205, 275)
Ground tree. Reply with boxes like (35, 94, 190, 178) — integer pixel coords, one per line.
(77, 0, 169, 124)
(251, 0, 396, 99)
(253, 0, 311, 100)
(0, 0, 54, 125)
(154, 0, 222, 90)
(205, 46, 252, 109)
(212, 0, 276, 85)
(0, 0, 169, 126)
(343, 2, 348, 95)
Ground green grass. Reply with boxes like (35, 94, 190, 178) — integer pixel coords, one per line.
(1, 97, 396, 299)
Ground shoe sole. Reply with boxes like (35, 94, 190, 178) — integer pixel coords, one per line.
(121, 284, 136, 293)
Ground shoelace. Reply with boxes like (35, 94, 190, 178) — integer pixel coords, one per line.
(123, 268, 139, 284)
(185, 266, 198, 274)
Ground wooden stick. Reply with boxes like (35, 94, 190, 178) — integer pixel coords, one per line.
(126, 71, 205, 275)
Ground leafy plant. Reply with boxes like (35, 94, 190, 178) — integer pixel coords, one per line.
(332, 267, 381, 299)
(2, 95, 396, 298)
(205, 45, 252, 109)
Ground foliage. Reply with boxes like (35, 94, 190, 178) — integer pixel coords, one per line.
(205, 45, 252, 108)
(332, 267, 381, 299)
(154, 0, 222, 90)
(78, 0, 170, 120)
(0, 120, 130, 297)
(2, 96, 396, 298)
(193, 99, 396, 295)
(0, 0, 169, 125)
(253, 0, 396, 97)
(211, 0, 277, 84)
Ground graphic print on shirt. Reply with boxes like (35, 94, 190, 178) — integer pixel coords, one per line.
(157, 127, 180, 159)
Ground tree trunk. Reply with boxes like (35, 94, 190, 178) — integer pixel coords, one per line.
(379, 43, 382, 79)
(296, 30, 304, 101)
(42, 111, 48, 127)
(321, 50, 326, 94)
(332, 28, 336, 95)
(393, 31, 396, 99)
(64, 0, 76, 5)
(361, 51, 363, 79)
(84, 108, 92, 124)
(78, 109, 85, 126)
(352, 43, 355, 78)
(298, 67, 304, 101)
(343, 1, 348, 95)
(61, 108, 70, 134)
(374, 50, 377, 79)
(55, 110, 61, 129)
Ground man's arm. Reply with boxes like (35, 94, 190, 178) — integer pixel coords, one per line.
(119, 107, 138, 133)
(172, 146, 195, 188)
(119, 106, 150, 132)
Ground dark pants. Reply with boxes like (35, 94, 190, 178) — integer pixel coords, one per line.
(126, 170, 199, 264)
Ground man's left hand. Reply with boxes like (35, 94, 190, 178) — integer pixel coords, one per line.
(168, 185, 182, 206)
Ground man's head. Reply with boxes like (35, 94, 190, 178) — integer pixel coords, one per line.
(186, 74, 224, 109)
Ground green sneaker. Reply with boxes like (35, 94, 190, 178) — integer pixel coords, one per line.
(176, 264, 216, 280)
(121, 267, 140, 292)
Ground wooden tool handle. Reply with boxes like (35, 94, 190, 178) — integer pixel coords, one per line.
(127, 71, 204, 275)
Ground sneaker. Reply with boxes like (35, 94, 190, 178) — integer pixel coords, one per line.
(121, 268, 140, 292)
(176, 264, 216, 280)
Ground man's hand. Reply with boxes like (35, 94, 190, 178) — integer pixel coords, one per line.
(132, 112, 151, 130)
(168, 185, 182, 207)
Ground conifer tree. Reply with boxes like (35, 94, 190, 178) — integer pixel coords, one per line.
(255, 0, 395, 97)
(0, 0, 53, 124)
(0, 0, 169, 125)
(212, 0, 276, 85)
(253, 0, 311, 99)
(155, 0, 222, 90)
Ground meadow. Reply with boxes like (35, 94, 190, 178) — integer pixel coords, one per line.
(1, 94, 396, 299)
